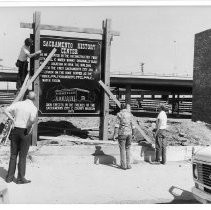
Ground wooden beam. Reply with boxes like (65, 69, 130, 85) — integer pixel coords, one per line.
(99, 80, 121, 108)
(99, 19, 112, 141)
(99, 80, 153, 144)
(13, 73, 30, 103)
(20, 22, 120, 36)
(133, 119, 154, 144)
(17, 48, 57, 102)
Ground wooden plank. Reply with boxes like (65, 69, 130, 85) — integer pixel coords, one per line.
(133, 118, 154, 144)
(13, 73, 30, 103)
(20, 22, 120, 36)
(17, 48, 56, 95)
(15, 47, 56, 144)
(99, 80, 121, 108)
(99, 81, 154, 144)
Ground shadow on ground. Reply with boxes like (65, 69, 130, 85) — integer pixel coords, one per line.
(158, 186, 200, 204)
(0, 167, 7, 180)
(38, 121, 89, 139)
(92, 146, 118, 169)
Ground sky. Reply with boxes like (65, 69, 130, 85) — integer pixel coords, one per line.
(1, 6, 211, 76)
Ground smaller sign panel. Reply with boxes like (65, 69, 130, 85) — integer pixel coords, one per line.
(38, 35, 102, 115)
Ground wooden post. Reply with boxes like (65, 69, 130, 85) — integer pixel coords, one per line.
(99, 19, 112, 141)
(177, 94, 180, 114)
(172, 93, 175, 114)
(32, 11, 41, 146)
(125, 85, 131, 105)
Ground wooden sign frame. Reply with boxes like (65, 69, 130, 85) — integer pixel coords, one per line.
(20, 11, 119, 145)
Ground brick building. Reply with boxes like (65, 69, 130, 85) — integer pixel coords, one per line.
(192, 29, 211, 123)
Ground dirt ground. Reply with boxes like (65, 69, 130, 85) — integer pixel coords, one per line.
(37, 114, 211, 146)
(1, 110, 211, 146)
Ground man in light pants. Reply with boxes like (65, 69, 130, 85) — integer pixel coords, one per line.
(155, 104, 168, 164)
(113, 104, 135, 170)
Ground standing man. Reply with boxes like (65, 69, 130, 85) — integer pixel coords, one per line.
(16, 38, 41, 90)
(155, 104, 168, 164)
(4, 91, 38, 184)
(113, 104, 135, 170)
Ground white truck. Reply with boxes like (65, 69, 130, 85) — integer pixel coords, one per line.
(192, 146, 211, 203)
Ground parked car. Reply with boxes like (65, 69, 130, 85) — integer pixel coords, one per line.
(192, 146, 211, 203)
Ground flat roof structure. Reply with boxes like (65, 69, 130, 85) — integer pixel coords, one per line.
(0, 69, 193, 94)
(111, 72, 193, 94)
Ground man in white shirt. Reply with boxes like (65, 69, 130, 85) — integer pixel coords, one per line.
(16, 38, 41, 90)
(155, 104, 168, 164)
(5, 91, 38, 184)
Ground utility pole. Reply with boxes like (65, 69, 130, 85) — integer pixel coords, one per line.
(173, 40, 177, 71)
(140, 62, 145, 74)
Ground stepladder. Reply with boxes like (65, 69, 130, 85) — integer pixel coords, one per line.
(0, 73, 30, 144)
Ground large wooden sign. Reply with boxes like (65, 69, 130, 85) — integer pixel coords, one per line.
(23, 12, 119, 144)
(38, 35, 102, 115)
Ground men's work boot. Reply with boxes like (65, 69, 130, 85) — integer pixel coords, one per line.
(16, 178, 31, 184)
(5, 177, 14, 183)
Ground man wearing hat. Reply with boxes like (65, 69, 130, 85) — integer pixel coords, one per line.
(16, 38, 41, 90)
(155, 104, 168, 164)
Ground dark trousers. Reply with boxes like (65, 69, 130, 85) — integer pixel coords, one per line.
(6, 127, 30, 180)
(16, 61, 28, 90)
(118, 135, 132, 168)
(155, 129, 167, 164)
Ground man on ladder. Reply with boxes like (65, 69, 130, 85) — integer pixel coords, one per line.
(16, 38, 41, 91)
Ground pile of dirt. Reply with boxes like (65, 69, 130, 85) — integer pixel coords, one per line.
(134, 118, 211, 146)
(38, 115, 211, 146)
(107, 115, 211, 146)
